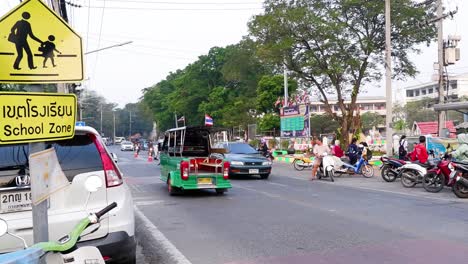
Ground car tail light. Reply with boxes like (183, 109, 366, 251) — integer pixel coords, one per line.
(181, 161, 189, 180)
(223, 161, 230, 180)
(91, 133, 123, 188)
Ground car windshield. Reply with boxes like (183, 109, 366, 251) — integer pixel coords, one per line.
(227, 143, 258, 154)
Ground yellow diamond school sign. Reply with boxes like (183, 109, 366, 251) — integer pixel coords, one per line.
(0, 92, 76, 144)
(0, 0, 83, 83)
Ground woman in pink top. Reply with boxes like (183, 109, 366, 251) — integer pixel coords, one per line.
(332, 140, 344, 158)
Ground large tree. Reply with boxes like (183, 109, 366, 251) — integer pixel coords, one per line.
(249, 0, 436, 145)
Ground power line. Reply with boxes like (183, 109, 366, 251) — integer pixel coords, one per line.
(91, 0, 107, 89)
(85, 0, 91, 52)
(79, 5, 262, 11)
(93, 0, 261, 4)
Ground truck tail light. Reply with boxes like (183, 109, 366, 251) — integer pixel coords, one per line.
(223, 161, 230, 180)
(91, 133, 123, 188)
(181, 161, 189, 180)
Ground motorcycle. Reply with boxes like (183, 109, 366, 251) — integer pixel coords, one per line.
(451, 161, 468, 198)
(422, 153, 455, 193)
(317, 153, 335, 182)
(0, 176, 116, 263)
(292, 155, 313, 171)
(380, 156, 408, 182)
(333, 155, 374, 178)
(400, 150, 437, 188)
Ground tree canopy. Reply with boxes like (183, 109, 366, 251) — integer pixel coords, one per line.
(249, 0, 437, 144)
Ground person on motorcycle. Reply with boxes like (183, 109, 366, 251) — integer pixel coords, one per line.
(331, 140, 344, 158)
(409, 135, 429, 164)
(346, 138, 359, 165)
(260, 141, 269, 157)
(311, 137, 331, 181)
(452, 133, 468, 162)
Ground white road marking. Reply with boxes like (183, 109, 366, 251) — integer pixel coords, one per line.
(266, 182, 288, 187)
(135, 200, 165, 206)
(281, 174, 466, 203)
(134, 206, 192, 264)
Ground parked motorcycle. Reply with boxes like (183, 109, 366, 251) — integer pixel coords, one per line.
(0, 176, 116, 263)
(399, 161, 435, 188)
(422, 153, 455, 193)
(333, 156, 374, 178)
(451, 161, 468, 198)
(293, 156, 313, 171)
(380, 156, 408, 182)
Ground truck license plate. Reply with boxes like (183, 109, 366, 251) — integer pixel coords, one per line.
(197, 178, 212, 185)
(0, 191, 32, 213)
(249, 169, 259, 174)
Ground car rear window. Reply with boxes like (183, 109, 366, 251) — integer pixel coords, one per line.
(0, 134, 102, 184)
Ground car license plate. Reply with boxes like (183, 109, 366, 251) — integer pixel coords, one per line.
(197, 178, 212, 185)
(249, 169, 259, 174)
(0, 191, 32, 213)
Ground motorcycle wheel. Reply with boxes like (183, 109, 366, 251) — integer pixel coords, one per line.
(293, 159, 306, 171)
(452, 181, 468, 198)
(381, 165, 397, 182)
(401, 170, 417, 188)
(422, 172, 444, 193)
(361, 164, 374, 178)
(327, 169, 335, 182)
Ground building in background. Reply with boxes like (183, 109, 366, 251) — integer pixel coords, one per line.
(308, 96, 386, 116)
(402, 73, 468, 104)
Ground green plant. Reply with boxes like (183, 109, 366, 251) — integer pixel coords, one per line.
(268, 138, 278, 149)
(280, 140, 289, 150)
(249, 139, 260, 148)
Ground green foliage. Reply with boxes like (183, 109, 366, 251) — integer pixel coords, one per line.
(248, 0, 437, 146)
(142, 41, 270, 132)
(81, 90, 152, 137)
(361, 112, 385, 133)
(268, 138, 278, 149)
(249, 139, 260, 148)
(309, 114, 340, 135)
(258, 113, 280, 133)
(256, 75, 297, 113)
(280, 139, 289, 150)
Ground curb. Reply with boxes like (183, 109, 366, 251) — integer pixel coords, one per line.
(134, 206, 192, 264)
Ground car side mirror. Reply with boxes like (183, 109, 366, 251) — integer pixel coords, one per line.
(110, 153, 118, 163)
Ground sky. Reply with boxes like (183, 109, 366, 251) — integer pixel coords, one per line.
(0, 0, 467, 107)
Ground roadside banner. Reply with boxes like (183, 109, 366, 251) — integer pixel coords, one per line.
(29, 147, 69, 205)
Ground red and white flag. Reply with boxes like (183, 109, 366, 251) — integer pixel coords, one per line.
(205, 114, 213, 126)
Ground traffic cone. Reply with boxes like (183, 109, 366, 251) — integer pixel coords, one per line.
(148, 156, 153, 162)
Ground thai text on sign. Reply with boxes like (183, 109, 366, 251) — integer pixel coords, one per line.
(0, 92, 76, 144)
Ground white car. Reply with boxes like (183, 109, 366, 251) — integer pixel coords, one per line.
(120, 141, 134, 151)
(0, 126, 136, 263)
(114, 137, 125, 145)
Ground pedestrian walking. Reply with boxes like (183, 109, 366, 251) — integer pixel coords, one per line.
(398, 135, 408, 160)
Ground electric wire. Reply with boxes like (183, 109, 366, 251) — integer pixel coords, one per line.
(92, 0, 107, 88)
(93, 0, 261, 4)
(85, 0, 91, 52)
(79, 5, 262, 11)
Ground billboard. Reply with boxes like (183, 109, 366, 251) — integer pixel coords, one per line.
(280, 104, 310, 138)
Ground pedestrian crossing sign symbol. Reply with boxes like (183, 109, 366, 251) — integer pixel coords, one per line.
(0, 0, 83, 83)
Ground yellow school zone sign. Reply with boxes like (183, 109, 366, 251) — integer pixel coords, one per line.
(0, 0, 83, 83)
(0, 92, 76, 144)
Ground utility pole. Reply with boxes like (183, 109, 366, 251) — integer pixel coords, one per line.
(129, 110, 132, 138)
(113, 111, 116, 143)
(283, 62, 288, 107)
(100, 105, 103, 136)
(437, 0, 445, 137)
(385, 0, 393, 155)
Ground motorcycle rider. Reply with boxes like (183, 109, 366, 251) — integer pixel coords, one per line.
(346, 138, 359, 165)
(409, 135, 429, 164)
(311, 137, 331, 181)
(452, 133, 468, 162)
